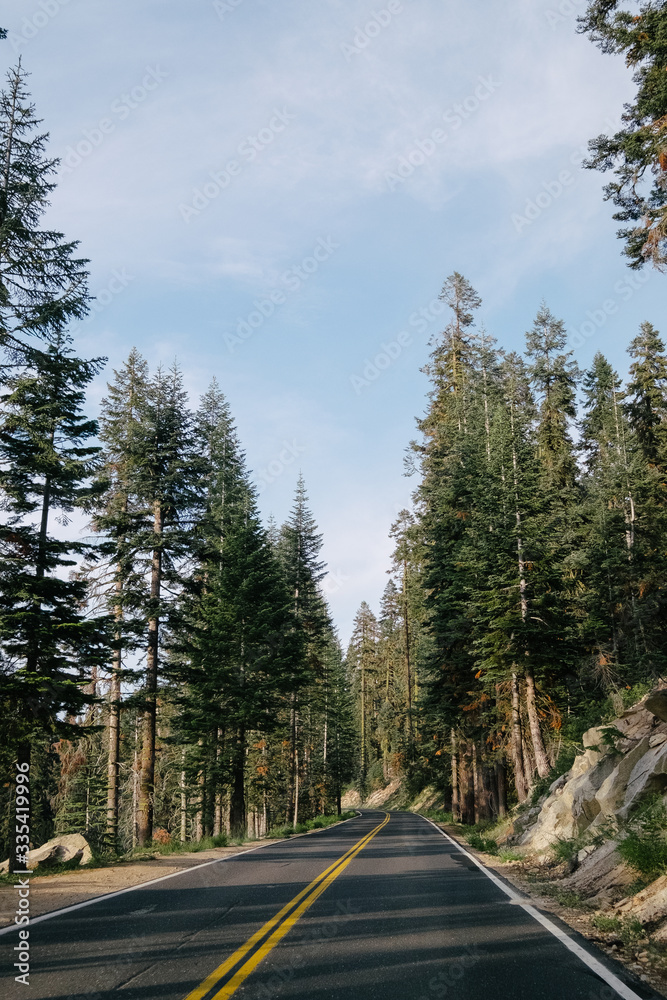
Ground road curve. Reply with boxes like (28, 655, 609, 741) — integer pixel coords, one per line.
(1, 810, 661, 1000)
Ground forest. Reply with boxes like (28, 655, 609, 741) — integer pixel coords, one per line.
(352, 274, 667, 824)
(1, 0, 667, 865)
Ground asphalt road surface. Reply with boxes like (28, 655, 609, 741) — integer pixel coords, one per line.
(1, 810, 661, 1000)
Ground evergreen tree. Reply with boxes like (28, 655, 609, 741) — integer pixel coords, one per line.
(133, 363, 199, 845)
(627, 322, 667, 468)
(579, 2, 667, 267)
(172, 382, 300, 837)
(346, 602, 379, 797)
(322, 634, 356, 814)
(0, 333, 108, 860)
(0, 63, 89, 364)
(525, 304, 579, 492)
(92, 349, 151, 849)
(277, 475, 330, 824)
(578, 352, 639, 683)
(624, 324, 667, 673)
(523, 306, 580, 777)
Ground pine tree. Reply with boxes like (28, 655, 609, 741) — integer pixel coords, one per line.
(172, 382, 300, 838)
(277, 475, 330, 824)
(523, 306, 580, 777)
(525, 304, 579, 492)
(627, 322, 667, 469)
(376, 579, 404, 775)
(92, 349, 151, 849)
(322, 635, 356, 813)
(346, 602, 379, 797)
(578, 352, 639, 682)
(578, 2, 667, 267)
(0, 333, 108, 862)
(624, 324, 667, 673)
(0, 63, 89, 364)
(133, 363, 199, 845)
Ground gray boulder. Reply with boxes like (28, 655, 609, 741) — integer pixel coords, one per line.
(0, 833, 92, 874)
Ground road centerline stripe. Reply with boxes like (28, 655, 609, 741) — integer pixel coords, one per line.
(183, 813, 390, 1000)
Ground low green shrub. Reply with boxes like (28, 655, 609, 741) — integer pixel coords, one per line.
(497, 848, 524, 862)
(620, 918, 646, 949)
(552, 835, 586, 865)
(618, 796, 667, 882)
(266, 811, 355, 839)
(420, 809, 453, 824)
(466, 831, 498, 854)
(593, 915, 622, 933)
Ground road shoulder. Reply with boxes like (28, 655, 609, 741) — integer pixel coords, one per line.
(431, 820, 667, 1000)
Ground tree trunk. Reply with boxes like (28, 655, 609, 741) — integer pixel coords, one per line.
(287, 694, 298, 823)
(132, 714, 139, 848)
(510, 408, 550, 782)
(450, 729, 460, 822)
(511, 672, 528, 802)
(522, 729, 535, 789)
(472, 743, 481, 824)
(213, 728, 223, 837)
(459, 746, 474, 825)
(105, 582, 123, 850)
(137, 502, 163, 846)
(292, 748, 300, 827)
(525, 664, 550, 778)
(495, 759, 507, 818)
(403, 562, 413, 761)
(230, 725, 246, 838)
(180, 753, 187, 842)
(489, 762, 499, 818)
(360, 659, 366, 796)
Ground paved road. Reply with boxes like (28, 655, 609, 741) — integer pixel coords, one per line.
(1, 811, 661, 1000)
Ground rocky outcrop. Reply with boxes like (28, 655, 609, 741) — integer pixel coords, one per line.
(341, 788, 362, 808)
(614, 874, 667, 926)
(515, 689, 667, 855)
(560, 840, 635, 905)
(364, 777, 402, 808)
(0, 834, 92, 874)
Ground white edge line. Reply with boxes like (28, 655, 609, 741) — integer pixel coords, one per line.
(421, 816, 646, 1000)
(0, 814, 357, 937)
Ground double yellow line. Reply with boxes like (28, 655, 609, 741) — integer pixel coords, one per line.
(183, 813, 390, 1000)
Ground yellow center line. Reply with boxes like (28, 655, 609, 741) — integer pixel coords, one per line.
(182, 813, 390, 1000)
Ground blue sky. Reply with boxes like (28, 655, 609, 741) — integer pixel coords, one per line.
(2, 0, 661, 644)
